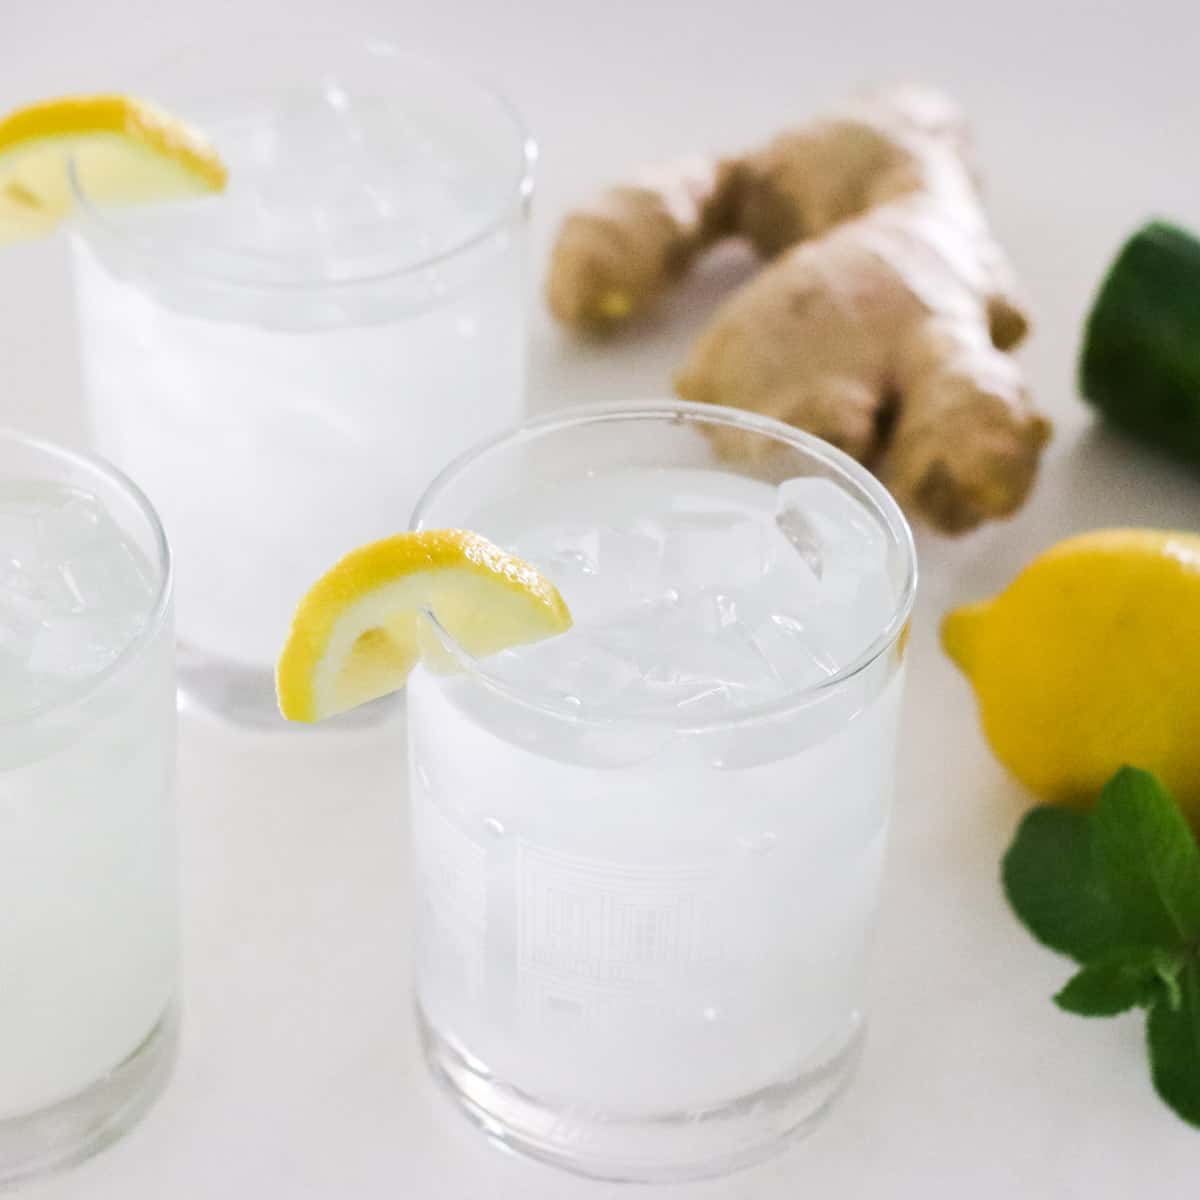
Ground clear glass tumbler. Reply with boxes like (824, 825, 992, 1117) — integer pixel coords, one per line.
(406, 402, 917, 1182)
(71, 37, 535, 727)
(0, 430, 177, 1187)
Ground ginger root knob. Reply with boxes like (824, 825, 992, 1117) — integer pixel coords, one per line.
(546, 87, 1049, 534)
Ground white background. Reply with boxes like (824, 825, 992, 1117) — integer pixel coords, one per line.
(4, 1, 1200, 1195)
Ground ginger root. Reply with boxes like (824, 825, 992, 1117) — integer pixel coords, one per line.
(546, 87, 1050, 533)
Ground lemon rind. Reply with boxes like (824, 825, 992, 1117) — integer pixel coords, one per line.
(0, 94, 227, 192)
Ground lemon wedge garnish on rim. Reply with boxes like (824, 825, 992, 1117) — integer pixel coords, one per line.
(0, 94, 227, 243)
(276, 530, 573, 722)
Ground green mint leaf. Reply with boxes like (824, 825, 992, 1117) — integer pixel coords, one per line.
(1054, 946, 1183, 1016)
(1147, 959, 1200, 1128)
(1003, 769, 1200, 1129)
(1092, 767, 1200, 946)
(1003, 805, 1127, 961)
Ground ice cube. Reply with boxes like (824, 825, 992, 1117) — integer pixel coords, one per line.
(512, 525, 597, 579)
(548, 541, 599, 579)
(592, 526, 664, 615)
(593, 593, 786, 715)
(651, 510, 771, 595)
(774, 505, 824, 576)
(56, 542, 154, 617)
(751, 613, 840, 690)
(510, 524, 663, 623)
(775, 477, 888, 579)
(773, 477, 895, 666)
(37, 491, 103, 555)
(668, 590, 744, 637)
(752, 526, 823, 623)
(487, 633, 641, 711)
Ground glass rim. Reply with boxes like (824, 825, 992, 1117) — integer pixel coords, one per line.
(0, 427, 173, 729)
(409, 399, 918, 734)
(68, 35, 537, 294)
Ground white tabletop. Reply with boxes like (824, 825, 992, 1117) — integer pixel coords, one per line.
(5, 0, 1200, 1194)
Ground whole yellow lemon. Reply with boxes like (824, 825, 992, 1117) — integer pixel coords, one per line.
(942, 529, 1200, 818)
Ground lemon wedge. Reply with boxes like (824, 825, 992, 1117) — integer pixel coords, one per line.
(0, 94, 227, 243)
(276, 530, 572, 722)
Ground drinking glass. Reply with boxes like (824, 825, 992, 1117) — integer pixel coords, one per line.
(406, 401, 917, 1182)
(71, 37, 535, 726)
(0, 429, 177, 1187)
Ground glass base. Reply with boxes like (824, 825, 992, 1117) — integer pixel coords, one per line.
(0, 1003, 178, 1190)
(417, 1004, 865, 1183)
(178, 643, 398, 731)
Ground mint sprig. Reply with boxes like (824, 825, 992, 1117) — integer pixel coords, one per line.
(1003, 766, 1200, 1128)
